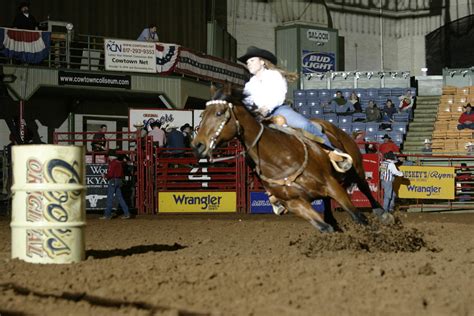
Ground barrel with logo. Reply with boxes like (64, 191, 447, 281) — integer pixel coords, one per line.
(10, 145, 86, 264)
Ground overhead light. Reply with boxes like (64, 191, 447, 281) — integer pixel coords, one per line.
(342, 72, 348, 79)
(2, 74, 17, 83)
(305, 73, 313, 81)
(391, 72, 398, 79)
(378, 72, 385, 79)
(317, 73, 325, 80)
(355, 72, 361, 79)
(367, 71, 373, 79)
(461, 70, 468, 77)
(402, 71, 410, 79)
(331, 72, 337, 80)
(449, 70, 457, 77)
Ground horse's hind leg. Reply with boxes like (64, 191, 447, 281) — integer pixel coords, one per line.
(326, 178, 368, 225)
(322, 197, 342, 232)
(286, 199, 334, 233)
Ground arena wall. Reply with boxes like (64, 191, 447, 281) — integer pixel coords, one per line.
(227, 0, 473, 75)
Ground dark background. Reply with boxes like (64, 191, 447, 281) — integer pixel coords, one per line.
(0, 0, 227, 52)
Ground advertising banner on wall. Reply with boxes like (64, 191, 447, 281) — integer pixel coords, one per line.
(398, 166, 455, 199)
(129, 108, 193, 132)
(104, 39, 157, 73)
(85, 163, 108, 210)
(249, 191, 324, 214)
(302, 50, 335, 73)
(347, 153, 380, 207)
(159, 192, 236, 212)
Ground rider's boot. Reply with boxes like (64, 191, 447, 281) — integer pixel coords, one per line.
(325, 148, 353, 173)
(268, 194, 287, 215)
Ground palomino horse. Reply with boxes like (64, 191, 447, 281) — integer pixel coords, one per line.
(192, 87, 393, 232)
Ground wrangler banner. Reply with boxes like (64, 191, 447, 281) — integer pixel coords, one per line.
(398, 166, 455, 199)
(158, 192, 236, 213)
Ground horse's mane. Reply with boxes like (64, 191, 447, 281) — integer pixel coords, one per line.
(211, 85, 245, 106)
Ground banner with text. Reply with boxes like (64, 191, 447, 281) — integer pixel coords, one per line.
(159, 192, 236, 212)
(398, 166, 455, 199)
(249, 191, 324, 214)
(105, 39, 157, 73)
(85, 163, 108, 210)
(129, 108, 193, 132)
(58, 71, 131, 89)
(302, 50, 335, 73)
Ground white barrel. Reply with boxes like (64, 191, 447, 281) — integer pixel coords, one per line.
(10, 145, 86, 264)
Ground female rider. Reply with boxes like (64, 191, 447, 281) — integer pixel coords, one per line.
(238, 46, 351, 172)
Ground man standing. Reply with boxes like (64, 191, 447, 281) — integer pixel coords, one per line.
(91, 125, 107, 152)
(12, 2, 39, 30)
(180, 123, 193, 148)
(380, 151, 404, 212)
(148, 122, 166, 147)
(378, 134, 400, 155)
(100, 150, 131, 220)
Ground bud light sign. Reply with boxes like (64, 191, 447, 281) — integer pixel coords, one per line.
(250, 191, 324, 214)
(302, 50, 335, 73)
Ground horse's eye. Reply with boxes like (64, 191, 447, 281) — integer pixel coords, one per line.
(216, 111, 222, 117)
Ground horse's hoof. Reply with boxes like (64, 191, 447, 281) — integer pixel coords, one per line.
(319, 223, 335, 233)
(379, 212, 395, 225)
(352, 212, 368, 225)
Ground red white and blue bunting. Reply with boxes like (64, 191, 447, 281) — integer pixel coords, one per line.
(0, 27, 51, 64)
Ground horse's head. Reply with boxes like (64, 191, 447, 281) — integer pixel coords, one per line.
(191, 85, 242, 158)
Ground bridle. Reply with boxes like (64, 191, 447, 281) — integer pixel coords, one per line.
(203, 100, 309, 187)
(205, 100, 264, 162)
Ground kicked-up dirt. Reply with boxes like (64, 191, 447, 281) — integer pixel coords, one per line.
(0, 211, 473, 316)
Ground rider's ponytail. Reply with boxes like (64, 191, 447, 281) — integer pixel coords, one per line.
(262, 59, 299, 83)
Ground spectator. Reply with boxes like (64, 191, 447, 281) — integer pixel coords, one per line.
(378, 134, 400, 155)
(380, 99, 397, 130)
(422, 139, 432, 154)
(180, 123, 193, 148)
(365, 100, 381, 122)
(380, 151, 404, 212)
(137, 24, 159, 42)
(349, 92, 362, 113)
(148, 122, 166, 147)
(12, 2, 39, 30)
(398, 89, 415, 115)
(91, 124, 107, 152)
(100, 150, 131, 220)
(456, 163, 472, 202)
(397, 154, 414, 166)
(133, 121, 147, 138)
(457, 103, 474, 130)
(166, 125, 185, 156)
(352, 130, 366, 154)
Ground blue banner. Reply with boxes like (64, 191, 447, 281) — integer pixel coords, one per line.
(250, 191, 324, 214)
(302, 50, 335, 73)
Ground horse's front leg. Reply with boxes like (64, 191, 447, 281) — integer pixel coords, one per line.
(285, 198, 334, 233)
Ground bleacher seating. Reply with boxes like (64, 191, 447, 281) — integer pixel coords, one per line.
(431, 86, 474, 153)
(292, 87, 416, 148)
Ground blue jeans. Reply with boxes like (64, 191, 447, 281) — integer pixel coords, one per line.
(104, 178, 130, 218)
(457, 123, 474, 130)
(382, 180, 396, 212)
(272, 105, 333, 149)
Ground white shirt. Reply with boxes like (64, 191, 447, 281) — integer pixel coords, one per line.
(381, 159, 404, 182)
(243, 69, 287, 114)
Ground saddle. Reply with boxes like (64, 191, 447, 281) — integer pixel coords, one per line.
(265, 115, 353, 173)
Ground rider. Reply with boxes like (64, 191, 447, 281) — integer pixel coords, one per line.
(238, 46, 352, 172)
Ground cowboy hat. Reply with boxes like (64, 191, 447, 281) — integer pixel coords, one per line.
(180, 123, 192, 131)
(463, 103, 472, 108)
(133, 121, 144, 128)
(238, 46, 277, 65)
(382, 134, 391, 140)
(384, 151, 397, 160)
(424, 139, 432, 144)
(465, 142, 473, 148)
(165, 124, 177, 132)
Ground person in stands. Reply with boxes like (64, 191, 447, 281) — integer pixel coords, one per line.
(365, 100, 381, 122)
(378, 134, 400, 155)
(349, 91, 362, 113)
(137, 24, 159, 42)
(149, 122, 166, 148)
(398, 89, 415, 119)
(380, 99, 398, 130)
(422, 139, 432, 154)
(380, 151, 404, 212)
(12, 2, 39, 30)
(457, 103, 474, 130)
(100, 149, 131, 220)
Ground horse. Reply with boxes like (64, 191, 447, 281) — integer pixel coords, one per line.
(191, 86, 394, 233)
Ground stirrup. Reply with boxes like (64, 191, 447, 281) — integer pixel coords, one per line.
(329, 149, 353, 173)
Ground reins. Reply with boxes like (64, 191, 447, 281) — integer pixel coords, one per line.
(204, 100, 309, 187)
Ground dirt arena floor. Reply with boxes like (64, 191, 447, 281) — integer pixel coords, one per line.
(0, 211, 473, 316)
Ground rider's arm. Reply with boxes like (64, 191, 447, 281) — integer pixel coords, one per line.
(244, 70, 287, 116)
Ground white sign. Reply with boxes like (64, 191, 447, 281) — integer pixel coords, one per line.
(105, 39, 156, 73)
(307, 29, 330, 43)
(129, 108, 193, 132)
(193, 110, 204, 130)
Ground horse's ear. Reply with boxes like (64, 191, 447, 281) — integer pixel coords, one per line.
(210, 84, 217, 98)
(223, 82, 232, 96)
